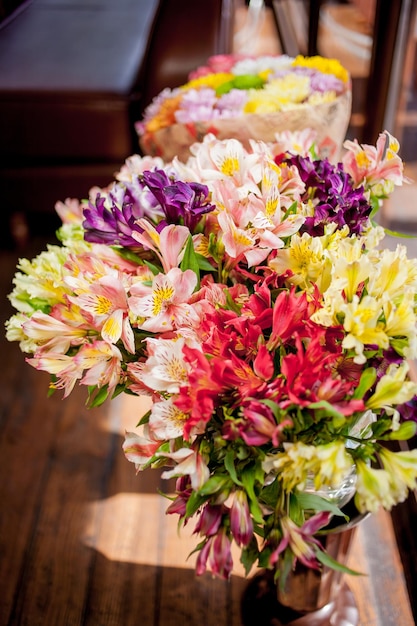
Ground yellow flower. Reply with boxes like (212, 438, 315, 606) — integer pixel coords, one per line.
(292, 55, 349, 83)
(366, 362, 417, 411)
(306, 91, 337, 105)
(267, 441, 353, 493)
(341, 294, 388, 363)
(8, 246, 70, 314)
(355, 459, 397, 513)
(383, 291, 417, 341)
(379, 447, 417, 495)
(269, 232, 326, 290)
(182, 72, 234, 91)
(367, 245, 417, 299)
(244, 75, 310, 114)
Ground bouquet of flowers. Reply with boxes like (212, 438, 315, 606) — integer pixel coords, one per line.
(137, 54, 352, 162)
(6, 129, 417, 581)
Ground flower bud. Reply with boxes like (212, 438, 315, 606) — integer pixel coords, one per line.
(230, 490, 254, 547)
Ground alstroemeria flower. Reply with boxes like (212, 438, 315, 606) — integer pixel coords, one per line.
(123, 426, 162, 470)
(82, 187, 150, 247)
(75, 340, 123, 395)
(157, 447, 210, 491)
(68, 274, 135, 353)
(135, 336, 190, 394)
(128, 267, 199, 332)
(27, 351, 82, 397)
(354, 459, 397, 513)
(284, 153, 372, 236)
(22, 310, 87, 354)
(131, 220, 191, 272)
(270, 511, 331, 570)
(230, 490, 254, 547)
(342, 130, 404, 193)
(196, 528, 233, 579)
(194, 503, 224, 537)
(379, 447, 417, 495)
(149, 397, 190, 440)
(366, 363, 417, 413)
(140, 169, 215, 231)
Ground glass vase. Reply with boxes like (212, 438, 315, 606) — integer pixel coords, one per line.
(241, 500, 368, 626)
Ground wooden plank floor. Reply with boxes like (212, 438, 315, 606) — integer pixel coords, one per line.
(0, 238, 415, 626)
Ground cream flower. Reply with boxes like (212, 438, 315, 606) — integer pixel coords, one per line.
(366, 362, 417, 412)
(355, 459, 397, 513)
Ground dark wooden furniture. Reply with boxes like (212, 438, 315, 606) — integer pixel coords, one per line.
(0, 0, 234, 244)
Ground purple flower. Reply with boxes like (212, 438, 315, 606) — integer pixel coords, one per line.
(141, 169, 215, 232)
(396, 397, 417, 423)
(283, 154, 371, 236)
(83, 188, 147, 247)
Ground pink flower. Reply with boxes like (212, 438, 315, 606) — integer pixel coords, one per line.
(157, 447, 210, 491)
(123, 427, 162, 470)
(230, 491, 253, 547)
(128, 267, 199, 332)
(342, 130, 405, 189)
(68, 274, 135, 353)
(270, 511, 331, 570)
(194, 504, 224, 537)
(195, 528, 234, 579)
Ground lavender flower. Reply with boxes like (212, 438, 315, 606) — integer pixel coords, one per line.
(174, 88, 218, 124)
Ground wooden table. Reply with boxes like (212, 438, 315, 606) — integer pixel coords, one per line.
(0, 243, 415, 626)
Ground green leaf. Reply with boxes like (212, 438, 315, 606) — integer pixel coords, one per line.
(180, 236, 200, 289)
(277, 548, 294, 590)
(259, 478, 280, 509)
(137, 409, 151, 427)
(387, 420, 417, 441)
(198, 474, 231, 496)
(224, 449, 243, 486)
(353, 367, 377, 399)
(143, 259, 162, 275)
(241, 466, 264, 524)
(383, 226, 417, 239)
(240, 536, 260, 576)
(259, 398, 282, 419)
(315, 548, 364, 576)
(185, 490, 209, 518)
(86, 385, 109, 407)
(295, 492, 348, 520)
(195, 253, 216, 272)
(307, 400, 346, 427)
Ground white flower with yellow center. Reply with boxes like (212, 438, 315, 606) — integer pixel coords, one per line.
(138, 336, 190, 394)
(149, 397, 189, 440)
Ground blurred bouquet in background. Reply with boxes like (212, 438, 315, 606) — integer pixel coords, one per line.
(6, 128, 417, 580)
(137, 54, 352, 162)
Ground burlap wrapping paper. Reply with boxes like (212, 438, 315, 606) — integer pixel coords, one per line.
(139, 89, 352, 164)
